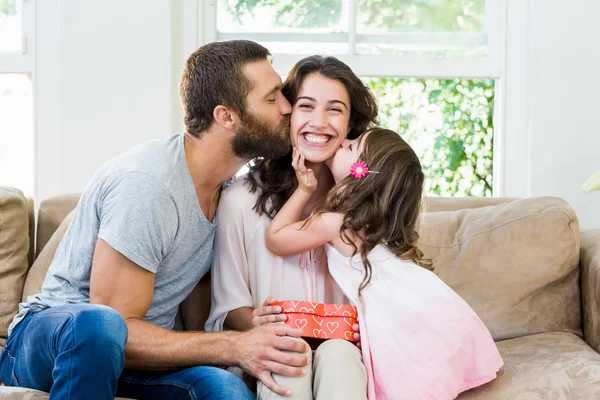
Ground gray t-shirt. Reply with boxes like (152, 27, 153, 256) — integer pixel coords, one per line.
(9, 133, 215, 333)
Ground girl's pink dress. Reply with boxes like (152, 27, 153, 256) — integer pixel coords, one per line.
(325, 243, 503, 400)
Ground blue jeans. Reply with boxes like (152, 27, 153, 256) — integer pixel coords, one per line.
(0, 304, 254, 400)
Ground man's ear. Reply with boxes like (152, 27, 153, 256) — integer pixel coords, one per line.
(213, 105, 238, 130)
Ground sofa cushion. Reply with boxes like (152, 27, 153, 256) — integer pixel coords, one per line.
(418, 197, 581, 341)
(21, 212, 74, 301)
(457, 332, 600, 399)
(0, 386, 49, 399)
(35, 194, 79, 258)
(26, 198, 34, 269)
(0, 188, 30, 346)
(581, 229, 600, 354)
(0, 385, 133, 399)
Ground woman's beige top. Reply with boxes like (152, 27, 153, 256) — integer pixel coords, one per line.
(205, 176, 347, 332)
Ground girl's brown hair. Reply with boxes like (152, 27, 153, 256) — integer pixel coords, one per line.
(313, 128, 432, 295)
(247, 55, 379, 218)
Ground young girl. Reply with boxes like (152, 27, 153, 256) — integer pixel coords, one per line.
(265, 128, 503, 400)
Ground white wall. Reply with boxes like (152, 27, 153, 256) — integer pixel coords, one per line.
(35, 0, 181, 201)
(34, 0, 600, 228)
(525, 1, 600, 228)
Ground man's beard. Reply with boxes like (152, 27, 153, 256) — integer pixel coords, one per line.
(231, 111, 291, 160)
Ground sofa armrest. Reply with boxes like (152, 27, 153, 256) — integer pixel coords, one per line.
(581, 229, 600, 353)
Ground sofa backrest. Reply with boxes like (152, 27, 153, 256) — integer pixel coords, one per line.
(22, 211, 75, 303)
(0, 188, 31, 345)
(423, 196, 518, 213)
(4, 192, 583, 341)
(33, 196, 517, 260)
(418, 197, 581, 341)
(16, 194, 80, 308)
(36, 194, 79, 258)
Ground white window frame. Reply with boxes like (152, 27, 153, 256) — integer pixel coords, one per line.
(202, 0, 503, 78)
(184, 0, 531, 198)
(0, 0, 34, 74)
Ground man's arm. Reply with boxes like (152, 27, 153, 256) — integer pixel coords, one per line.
(90, 239, 309, 395)
(90, 238, 238, 369)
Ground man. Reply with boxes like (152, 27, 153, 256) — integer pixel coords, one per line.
(0, 40, 309, 399)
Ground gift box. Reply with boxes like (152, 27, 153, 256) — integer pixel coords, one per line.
(272, 300, 358, 342)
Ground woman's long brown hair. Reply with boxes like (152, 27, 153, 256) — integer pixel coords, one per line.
(247, 55, 379, 218)
(311, 128, 432, 296)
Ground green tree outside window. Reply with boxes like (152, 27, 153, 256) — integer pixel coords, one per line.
(365, 78, 494, 196)
(0, 0, 16, 17)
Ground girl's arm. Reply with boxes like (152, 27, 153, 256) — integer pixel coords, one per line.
(266, 191, 343, 257)
(265, 197, 343, 257)
(265, 148, 343, 257)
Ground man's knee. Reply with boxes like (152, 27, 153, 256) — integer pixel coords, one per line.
(69, 304, 128, 352)
(258, 337, 313, 399)
(187, 366, 254, 400)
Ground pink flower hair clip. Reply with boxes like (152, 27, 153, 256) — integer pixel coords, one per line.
(350, 160, 379, 180)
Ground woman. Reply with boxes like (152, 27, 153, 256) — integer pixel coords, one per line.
(205, 55, 379, 399)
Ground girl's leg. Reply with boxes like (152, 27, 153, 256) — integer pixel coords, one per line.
(313, 339, 367, 400)
(257, 337, 313, 400)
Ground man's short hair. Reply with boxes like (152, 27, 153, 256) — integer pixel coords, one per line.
(180, 40, 271, 137)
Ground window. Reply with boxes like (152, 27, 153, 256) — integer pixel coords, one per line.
(203, 0, 502, 196)
(0, 0, 23, 52)
(365, 78, 494, 196)
(0, 0, 34, 196)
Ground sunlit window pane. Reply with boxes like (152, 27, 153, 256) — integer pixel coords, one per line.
(358, 0, 485, 34)
(0, 0, 22, 52)
(357, 0, 486, 56)
(0, 74, 33, 197)
(218, 0, 348, 33)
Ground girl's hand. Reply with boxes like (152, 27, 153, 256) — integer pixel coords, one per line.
(353, 322, 361, 349)
(252, 296, 288, 327)
(292, 147, 317, 194)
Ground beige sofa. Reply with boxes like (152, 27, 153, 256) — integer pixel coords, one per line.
(1, 186, 600, 399)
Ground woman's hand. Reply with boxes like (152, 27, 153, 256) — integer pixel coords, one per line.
(292, 147, 317, 194)
(252, 296, 288, 327)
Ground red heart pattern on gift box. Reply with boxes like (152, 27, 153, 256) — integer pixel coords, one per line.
(272, 300, 358, 342)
